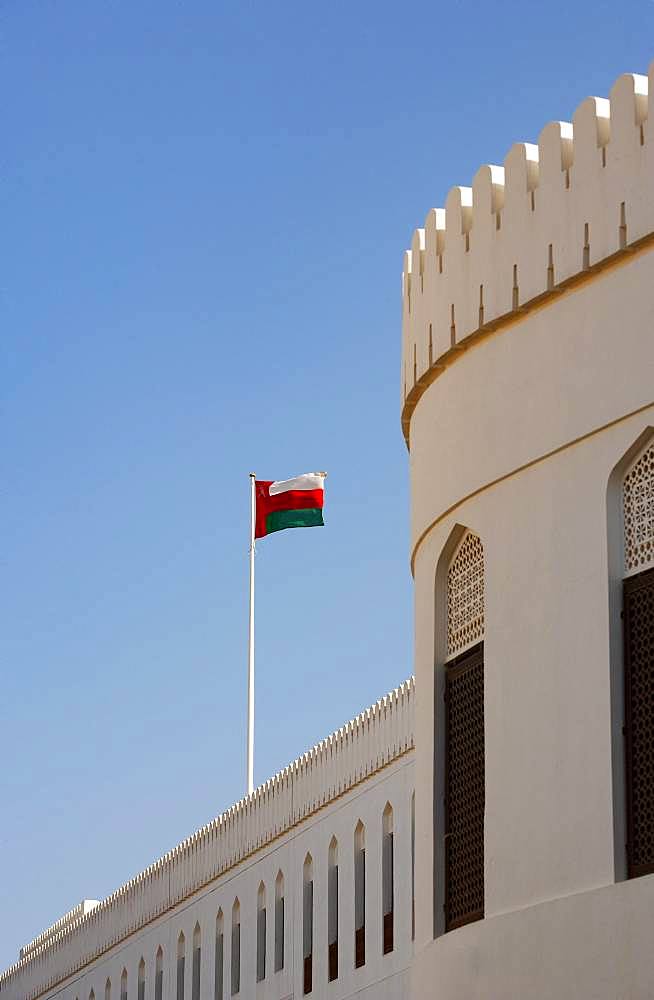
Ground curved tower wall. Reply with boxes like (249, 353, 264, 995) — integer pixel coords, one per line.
(404, 65, 654, 999)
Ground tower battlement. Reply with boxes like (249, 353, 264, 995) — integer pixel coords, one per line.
(401, 65, 654, 446)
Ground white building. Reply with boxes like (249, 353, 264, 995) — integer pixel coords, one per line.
(3, 60, 654, 1000)
(0, 685, 415, 1000)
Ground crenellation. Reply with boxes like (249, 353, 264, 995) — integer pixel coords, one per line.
(401, 64, 654, 445)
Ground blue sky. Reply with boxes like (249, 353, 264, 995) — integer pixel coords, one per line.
(1, 0, 651, 970)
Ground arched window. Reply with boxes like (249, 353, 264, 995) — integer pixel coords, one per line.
(177, 932, 186, 1000)
(230, 899, 240, 997)
(328, 837, 338, 981)
(621, 439, 654, 878)
(105, 978, 111, 1000)
(446, 530, 484, 658)
(256, 882, 266, 982)
(214, 911, 224, 1000)
(444, 530, 485, 931)
(274, 871, 285, 973)
(623, 442, 654, 576)
(89, 990, 95, 1000)
(120, 969, 128, 1000)
(354, 821, 366, 968)
(155, 947, 164, 1000)
(192, 924, 201, 1000)
(382, 804, 394, 954)
(303, 854, 313, 995)
(137, 959, 145, 1000)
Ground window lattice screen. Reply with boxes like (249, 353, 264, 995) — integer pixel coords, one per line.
(445, 647, 485, 930)
(624, 568, 654, 878)
(447, 532, 485, 657)
(623, 444, 654, 576)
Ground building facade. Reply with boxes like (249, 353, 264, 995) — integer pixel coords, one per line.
(403, 63, 654, 1000)
(3, 61, 654, 1000)
(0, 685, 415, 1000)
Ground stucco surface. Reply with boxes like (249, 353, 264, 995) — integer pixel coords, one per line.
(409, 251, 654, 559)
(411, 875, 654, 1000)
(404, 64, 654, 993)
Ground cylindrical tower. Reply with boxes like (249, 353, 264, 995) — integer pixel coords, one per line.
(404, 66, 654, 999)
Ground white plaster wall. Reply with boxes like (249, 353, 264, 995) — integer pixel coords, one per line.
(30, 756, 414, 1000)
(408, 241, 654, 998)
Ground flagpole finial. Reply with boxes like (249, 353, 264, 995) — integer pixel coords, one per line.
(249, 472, 256, 478)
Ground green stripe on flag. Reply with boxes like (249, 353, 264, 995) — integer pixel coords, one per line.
(265, 508, 324, 535)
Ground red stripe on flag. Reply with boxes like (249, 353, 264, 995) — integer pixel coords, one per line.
(255, 481, 324, 538)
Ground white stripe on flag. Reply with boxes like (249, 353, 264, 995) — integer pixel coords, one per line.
(269, 472, 325, 495)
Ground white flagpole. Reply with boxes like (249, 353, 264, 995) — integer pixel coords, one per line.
(247, 473, 256, 796)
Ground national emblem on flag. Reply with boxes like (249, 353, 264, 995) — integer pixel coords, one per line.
(254, 472, 326, 539)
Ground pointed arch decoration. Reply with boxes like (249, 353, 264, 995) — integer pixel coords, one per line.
(214, 911, 224, 1000)
(303, 854, 313, 995)
(328, 837, 339, 981)
(177, 932, 186, 1000)
(230, 899, 240, 997)
(192, 924, 201, 1000)
(446, 530, 484, 658)
(623, 440, 654, 576)
(442, 528, 485, 932)
(256, 882, 266, 983)
(155, 947, 164, 1000)
(382, 803, 394, 954)
(354, 821, 366, 968)
(620, 434, 654, 878)
(274, 870, 285, 973)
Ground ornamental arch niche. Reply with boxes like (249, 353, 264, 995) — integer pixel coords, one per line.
(214, 910, 224, 1000)
(433, 525, 485, 937)
(607, 428, 654, 883)
(155, 948, 163, 1000)
(274, 871, 285, 973)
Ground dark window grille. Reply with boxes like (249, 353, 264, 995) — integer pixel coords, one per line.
(328, 940, 338, 982)
(274, 895, 284, 972)
(303, 956, 312, 996)
(230, 923, 240, 996)
(444, 643, 485, 931)
(354, 927, 365, 969)
(176, 956, 185, 1000)
(192, 947, 201, 1000)
(328, 862, 338, 981)
(354, 844, 365, 967)
(303, 879, 313, 995)
(256, 907, 266, 982)
(624, 567, 654, 878)
(382, 912, 394, 955)
(382, 830, 394, 954)
(214, 934, 223, 1000)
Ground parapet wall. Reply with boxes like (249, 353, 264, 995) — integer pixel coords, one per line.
(401, 66, 654, 445)
(0, 679, 414, 1000)
(19, 902, 100, 962)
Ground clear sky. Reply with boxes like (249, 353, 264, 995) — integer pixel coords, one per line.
(1, 0, 651, 971)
